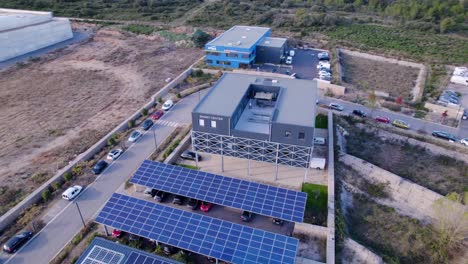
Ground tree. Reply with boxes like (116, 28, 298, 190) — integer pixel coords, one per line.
(431, 192, 468, 263)
(191, 29, 211, 48)
(440, 17, 456, 33)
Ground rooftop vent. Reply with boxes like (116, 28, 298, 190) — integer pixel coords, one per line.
(227, 42, 233, 46)
(246, 28, 251, 31)
(236, 41, 242, 45)
(265, 41, 270, 44)
(272, 80, 278, 83)
(242, 36, 247, 39)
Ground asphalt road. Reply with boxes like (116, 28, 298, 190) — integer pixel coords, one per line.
(320, 97, 468, 140)
(1, 89, 209, 264)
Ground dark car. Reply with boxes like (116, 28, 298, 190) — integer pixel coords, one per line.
(154, 191, 168, 202)
(173, 195, 185, 205)
(180, 150, 201, 161)
(162, 244, 178, 255)
(241, 211, 253, 222)
(272, 218, 284, 226)
(91, 160, 108, 175)
(3, 231, 33, 254)
(129, 234, 140, 241)
(432, 131, 456, 142)
(187, 198, 200, 210)
(144, 188, 157, 197)
(352, 109, 366, 117)
(141, 119, 154, 131)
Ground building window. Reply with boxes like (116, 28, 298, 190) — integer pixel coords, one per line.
(211, 120, 217, 128)
(199, 119, 205, 127)
(206, 60, 213, 64)
(298, 132, 305, 140)
(241, 53, 250, 59)
(206, 52, 218, 56)
(284, 131, 291, 138)
(227, 53, 238, 58)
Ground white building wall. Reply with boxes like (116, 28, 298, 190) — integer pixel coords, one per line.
(0, 17, 73, 62)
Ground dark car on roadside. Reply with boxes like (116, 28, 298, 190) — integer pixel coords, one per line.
(154, 191, 168, 202)
(162, 244, 178, 255)
(173, 195, 185, 205)
(432, 131, 456, 142)
(180, 150, 201, 161)
(91, 160, 108, 175)
(352, 109, 366, 117)
(241, 211, 253, 222)
(144, 188, 157, 197)
(141, 119, 154, 131)
(187, 198, 200, 210)
(3, 231, 33, 254)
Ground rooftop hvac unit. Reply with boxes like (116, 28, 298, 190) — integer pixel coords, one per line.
(236, 41, 242, 46)
(242, 36, 247, 39)
(272, 80, 278, 83)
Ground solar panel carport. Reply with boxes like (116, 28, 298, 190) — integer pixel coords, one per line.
(130, 160, 307, 222)
(96, 193, 299, 264)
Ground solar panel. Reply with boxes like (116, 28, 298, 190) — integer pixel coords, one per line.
(130, 160, 307, 222)
(96, 193, 299, 264)
(76, 237, 180, 264)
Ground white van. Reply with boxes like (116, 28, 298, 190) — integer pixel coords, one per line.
(62, 185, 83, 201)
(314, 137, 326, 145)
(310, 158, 326, 170)
(289, 50, 295, 57)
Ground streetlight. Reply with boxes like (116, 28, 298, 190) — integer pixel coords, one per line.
(74, 201, 86, 228)
(153, 129, 158, 149)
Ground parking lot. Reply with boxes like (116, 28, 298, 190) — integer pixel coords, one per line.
(253, 48, 326, 80)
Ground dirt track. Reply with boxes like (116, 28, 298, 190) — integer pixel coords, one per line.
(0, 24, 202, 212)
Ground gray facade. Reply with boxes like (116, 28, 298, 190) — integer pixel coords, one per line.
(192, 73, 317, 168)
(256, 37, 287, 64)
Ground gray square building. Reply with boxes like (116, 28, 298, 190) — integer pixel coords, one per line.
(192, 73, 317, 168)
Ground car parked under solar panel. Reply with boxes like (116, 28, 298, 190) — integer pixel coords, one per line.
(172, 195, 185, 205)
(154, 191, 168, 202)
(187, 198, 200, 210)
(200, 201, 213, 212)
(241, 211, 253, 222)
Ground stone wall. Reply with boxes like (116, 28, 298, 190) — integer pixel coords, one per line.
(318, 80, 346, 96)
(342, 238, 384, 264)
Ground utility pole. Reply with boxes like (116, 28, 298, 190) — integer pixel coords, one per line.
(75, 202, 86, 228)
(153, 129, 158, 149)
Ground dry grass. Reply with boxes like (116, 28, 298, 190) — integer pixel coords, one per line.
(338, 117, 468, 195)
(341, 53, 419, 99)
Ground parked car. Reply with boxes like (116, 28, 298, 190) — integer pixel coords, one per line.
(200, 201, 213, 212)
(107, 149, 123, 160)
(173, 195, 185, 205)
(313, 137, 326, 145)
(163, 244, 178, 255)
(289, 50, 295, 57)
(92, 160, 108, 175)
(241, 211, 253, 222)
(328, 103, 344, 111)
(141, 119, 154, 130)
(272, 218, 284, 226)
(310, 158, 326, 170)
(154, 191, 168, 202)
(128, 130, 142, 142)
(392, 119, 410, 129)
(151, 110, 164, 120)
(62, 185, 83, 200)
(3, 231, 33, 254)
(432, 131, 456, 142)
(187, 198, 200, 210)
(162, 100, 174, 111)
(352, 109, 366, 117)
(129, 234, 140, 242)
(144, 188, 157, 197)
(461, 138, 468, 146)
(375, 116, 390, 123)
(462, 110, 467, 120)
(285, 56, 293, 65)
(180, 150, 201, 161)
(317, 52, 330, 60)
(111, 229, 123, 238)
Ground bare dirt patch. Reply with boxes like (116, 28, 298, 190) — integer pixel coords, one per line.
(0, 23, 202, 214)
(340, 52, 419, 100)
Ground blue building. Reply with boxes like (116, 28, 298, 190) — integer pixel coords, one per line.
(205, 26, 287, 69)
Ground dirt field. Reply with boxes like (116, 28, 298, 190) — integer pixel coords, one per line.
(0, 23, 202, 214)
(340, 52, 419, 100)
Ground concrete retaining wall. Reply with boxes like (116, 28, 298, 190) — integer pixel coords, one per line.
(326, 112, 336, 264)
(294, 222, 328, 238)
(0, 57, 202, 232)
(342, 238, 384, 264)
(340, 154, 465, 222)
(164, 132, 192, 165)
(0, 18, 73, 62)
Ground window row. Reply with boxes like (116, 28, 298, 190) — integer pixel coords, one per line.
(199, 119, 217, 128)
(284, 131, 305, 140)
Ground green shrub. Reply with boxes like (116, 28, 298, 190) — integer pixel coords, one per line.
(141, 108, 149, 116)
(71, 233, 83, 246)
(70, 256, 79, 264)
(52, 181, 62, 191)
(123, 24, 155, 35)
(63, 172, 73, 182)
(158, 97, 163, 103)
(128, 120, 135, 128)
(42, 188, 51, 202)
(176, 93, 181, 99)
(315, 114, 328, 129)
(71, 164, 83, 176)
(107, 137, 116, 146)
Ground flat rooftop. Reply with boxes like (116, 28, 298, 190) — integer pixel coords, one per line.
(193, 73, 317, 127)
(206, 26, 270, 50)
(257, 37, 287, 48)
(0, 8, 52, 32)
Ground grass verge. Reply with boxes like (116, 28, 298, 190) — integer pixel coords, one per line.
(302, 183, 327, 226)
